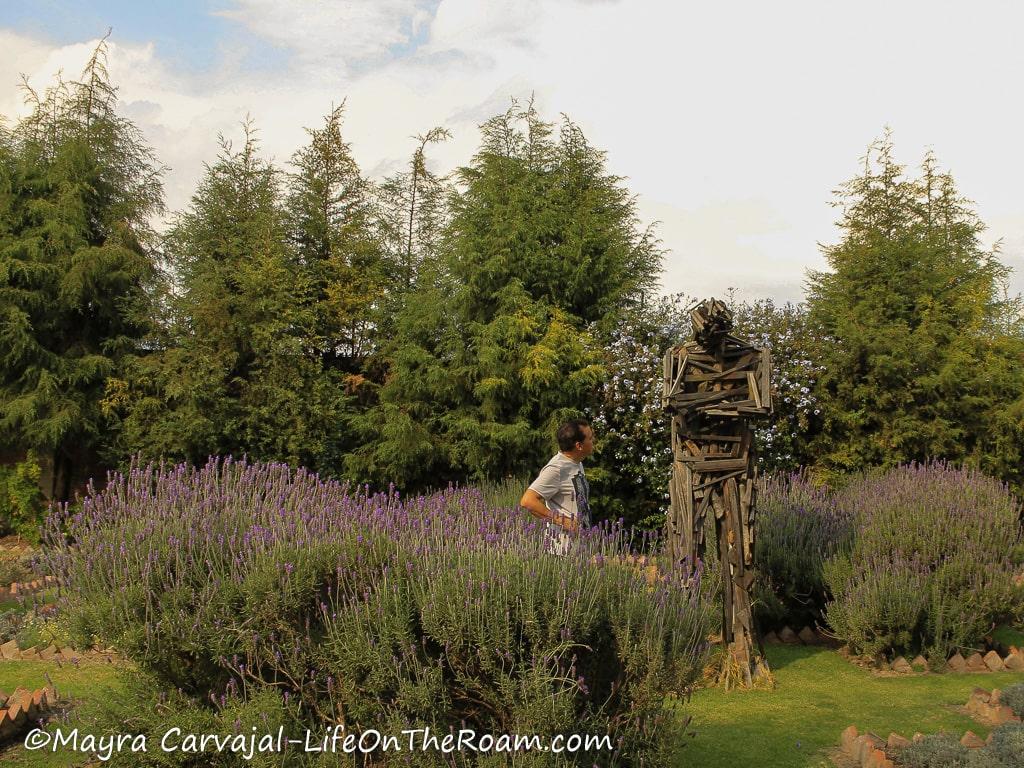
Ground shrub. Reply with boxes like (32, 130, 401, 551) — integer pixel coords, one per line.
(893, 732, 969, 768)
(0, 554, 31, 585)
(0, 609, 26, 645)
(754, 472, 853, 629)
(824, 461, 1024, 660)
(0, 452, 47, 540)
(894, 724, 1024, 768)
(987, 722, 1024, 768)
(1002, 683, 1024, 719)
(47, 456, 713, 767)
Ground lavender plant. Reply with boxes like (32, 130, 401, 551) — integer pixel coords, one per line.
(753, 472, 853, 629)
(823, 461, 1024, 661)
(45, 456, 713, 767)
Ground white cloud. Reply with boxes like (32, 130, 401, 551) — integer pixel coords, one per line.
(2, 1, 1023, 303)
(214, 0, 436, 70)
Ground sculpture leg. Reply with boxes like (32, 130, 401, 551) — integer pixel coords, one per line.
(715, 477, 770, 688)
(668, 460, 700, 568)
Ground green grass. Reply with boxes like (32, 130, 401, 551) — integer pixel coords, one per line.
(678, 644, 1024, 768)
(0, 647, 1020, 767)
(0, 660, 128, 767)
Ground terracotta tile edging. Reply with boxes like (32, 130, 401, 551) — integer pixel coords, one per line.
(0, 683, 58, 744)
(838, 721, 999, 768)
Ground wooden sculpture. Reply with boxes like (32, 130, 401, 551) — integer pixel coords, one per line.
(662, 298, 772, 687)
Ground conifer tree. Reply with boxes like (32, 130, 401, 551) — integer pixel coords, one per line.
(0, 38, 164, 499)
(286, 104, 383, 373)
(377, 126, 452, 292)
(117, 123, 348, 472)
(807, 134, 1024, 486)
(346, 102, 662, 491)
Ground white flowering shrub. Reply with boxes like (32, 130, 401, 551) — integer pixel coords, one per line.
(585, 295, 692, 530)
(730, 299, 826, 473)
(586, 296, 826, 530)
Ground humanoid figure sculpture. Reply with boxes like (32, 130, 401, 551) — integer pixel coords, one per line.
(662, 298, 772, 687)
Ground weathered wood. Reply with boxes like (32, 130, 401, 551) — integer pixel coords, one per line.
(662, 297, 773, 690)
(686, 458, 748, 473)
(673, 387, 744, 404)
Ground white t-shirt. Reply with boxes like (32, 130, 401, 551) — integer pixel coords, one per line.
(528, 452, 591, 554)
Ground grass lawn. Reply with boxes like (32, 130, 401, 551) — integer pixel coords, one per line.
(679, 644, 1024, 768)
(0, 659, 128, 768)
(0, 646, 1020, 767)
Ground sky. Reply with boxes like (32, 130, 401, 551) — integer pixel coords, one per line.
(2, 0, 1022, 303)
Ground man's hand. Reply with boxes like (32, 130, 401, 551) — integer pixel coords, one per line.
(519, 489, 579, 533)
(556, 513, 580, 534)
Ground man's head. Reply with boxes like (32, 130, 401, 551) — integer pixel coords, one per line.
(557, 419, 595, 461)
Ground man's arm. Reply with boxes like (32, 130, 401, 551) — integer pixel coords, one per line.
(519, 489, 579, 534)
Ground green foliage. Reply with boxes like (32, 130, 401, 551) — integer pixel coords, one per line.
(0, 554, 30, 585)
(0, 38, 164, 499)
(807, 134, 1024, 491)
(376, 126, 452, 294)
(987, 722, 1024, 768)
(113, 123, 350, 473)
(0, 451, 46, 538)
(347, 101, 661, 492)
(287, 103, 385, 374)
(823, 462, 1024, 660)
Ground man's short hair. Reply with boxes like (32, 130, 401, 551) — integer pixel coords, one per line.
(557, 420, 591, 452)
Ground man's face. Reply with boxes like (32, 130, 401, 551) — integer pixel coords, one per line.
(576, 426, 595, 459)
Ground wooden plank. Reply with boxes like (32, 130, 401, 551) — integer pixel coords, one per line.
(675, 387, 745, 404)
(684, 358, 719, 373)
(681, 462, 694, 562)
(693, 468, 746, 491)
(740, 478, 754, 566)
(684, 372, 748, 382)
(760, 347, 772, 411)
(669, 353, 688, 397)
(697, 397, 754, 410)
(748, 371, 762, 409)
(688, 458, 748, 473)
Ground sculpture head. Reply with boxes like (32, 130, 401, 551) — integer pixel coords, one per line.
(691, 298, 733, 347)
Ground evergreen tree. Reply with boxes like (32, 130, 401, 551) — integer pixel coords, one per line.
(807, 134, 1024, 486)
(0, 38, 164, 499)
(377, 126, 452, 293)
(286, 104, 383, 374)
(346, 101, 662, 493)
(116, 123, 349, 472)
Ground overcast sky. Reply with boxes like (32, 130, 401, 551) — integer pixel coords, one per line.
(2, 0, 1022, 303)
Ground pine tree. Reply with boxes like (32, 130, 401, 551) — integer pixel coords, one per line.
(345, 101, 661, 492)
(286, 104, 383, 374)
(807, 134, 1024, 485)
(0, 37, 164, 499)
(117, 123, 349, 472)
(377, 126, 452, 293)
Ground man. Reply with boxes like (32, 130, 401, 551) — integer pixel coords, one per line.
(519, 420, 594, 553)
